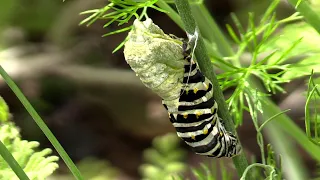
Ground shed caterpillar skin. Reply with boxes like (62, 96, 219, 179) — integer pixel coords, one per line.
(124, 18, 241, 157)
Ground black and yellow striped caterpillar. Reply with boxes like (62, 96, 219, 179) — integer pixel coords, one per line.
(124, 18, 241, 158)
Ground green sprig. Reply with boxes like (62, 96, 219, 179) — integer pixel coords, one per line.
(80, 0, 167, 52)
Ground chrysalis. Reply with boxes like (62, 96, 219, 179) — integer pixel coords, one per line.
(124, 18, 241, 157)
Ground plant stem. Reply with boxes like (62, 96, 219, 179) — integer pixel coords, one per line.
(250, 76, 308, 180)
(0, 66, 84, 180)
(0, 140, 30, 180)
(173, 0, 251, 178)
(287, 0, 320, 34)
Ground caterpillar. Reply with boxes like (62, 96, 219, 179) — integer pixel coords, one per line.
(124, 18, 241, 158)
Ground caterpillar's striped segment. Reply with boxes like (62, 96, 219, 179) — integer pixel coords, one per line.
(124, 18, 241, 158)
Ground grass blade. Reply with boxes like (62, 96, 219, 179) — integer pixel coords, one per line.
(0, 66, 84, 180)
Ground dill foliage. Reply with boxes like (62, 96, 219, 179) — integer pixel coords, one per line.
(0, 97, 59, 179)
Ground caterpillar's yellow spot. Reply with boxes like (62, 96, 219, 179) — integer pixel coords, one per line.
(186, 89, 189, 95)
(203, 83, 208, 90)
(195, 112, 202, 119)
(168, 112, 171, 118)
(191, 135, 196, 140)
(203, 128, 208, 135)
(220, 132, 224, 137)
(193, 88, 199, 94)
(183, 114, 188, 119)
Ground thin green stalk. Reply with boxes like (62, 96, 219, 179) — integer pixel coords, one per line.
(287, 0, 320, 34)
(247, 74, 309, 180)
(173, 0, 251, 178)
(261, 98, 309, 180)
(0, 66, 84, 180)
(305, 85, 318, 139)
(258, 109, 291, 132)
(0, 140, 30, 180)
(240, 163, 275, 180)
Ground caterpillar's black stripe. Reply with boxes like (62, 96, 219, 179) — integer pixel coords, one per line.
(183, 70, 205, 83)
(163, 104, 168, 110)
(174, 117, 214, 133)
(183, 63, 197, 72)
(178, 97, 216, 111)
(176, 113, 212, 123)
(219, 139, 228, 157)
(169, 114, 175, 123)
(179, 83, 212, 102)
(191, 133, 221, 153)
(183, 44, 191, 57)
(179, 119, 218, 143)
(181, 121, 215, 142)
(185, 56, 191, 62)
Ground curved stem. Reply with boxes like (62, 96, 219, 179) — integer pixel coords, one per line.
(173, 0, 251, 178)
(240, 163, 276, 180)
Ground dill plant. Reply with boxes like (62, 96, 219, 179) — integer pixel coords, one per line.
(140, 133, 187, 180)
(1, 0, 320, 179)
(140, 133, 233, 180)
(0, 97, 59, 180)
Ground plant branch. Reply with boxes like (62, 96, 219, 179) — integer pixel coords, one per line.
(260, 98, 309, 180)
(173, 0, 251, 178)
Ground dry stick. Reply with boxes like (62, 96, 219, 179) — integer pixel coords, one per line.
(173, 0, 252, 179)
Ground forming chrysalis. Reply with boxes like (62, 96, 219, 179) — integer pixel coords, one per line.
(124, 18, 241, 157)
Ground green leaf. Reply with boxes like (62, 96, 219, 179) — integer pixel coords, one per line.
(226, 24, 241, 44)
(140, 164, 162, 178)
(164, 162, 187, 173)
(282, 55, 320, 80)
(140, 133, 186, 180)
(0, 120, 59, 179)
(262, 23, 320, 65)
(102, 26, 132, 37)
(0, 97, 9, 123)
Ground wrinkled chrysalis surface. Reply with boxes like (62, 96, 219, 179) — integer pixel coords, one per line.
(124, 18, 185, 100)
